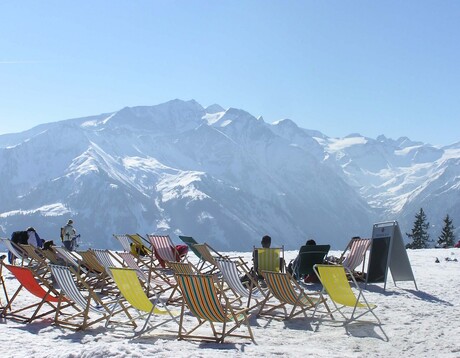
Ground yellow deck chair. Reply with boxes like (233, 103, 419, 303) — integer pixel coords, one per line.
(109, 267, 180, 336)
(254, 247, 284, 274)
(313, 264, 381, 325)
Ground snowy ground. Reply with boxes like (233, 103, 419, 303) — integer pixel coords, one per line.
(0, 248, 459, 358)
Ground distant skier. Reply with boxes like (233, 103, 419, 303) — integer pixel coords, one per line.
(61, 219, 79, 251)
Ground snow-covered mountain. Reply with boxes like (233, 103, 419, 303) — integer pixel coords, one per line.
(0, 99, 458, 250)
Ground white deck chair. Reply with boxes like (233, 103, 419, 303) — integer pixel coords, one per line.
(215, 258, 266, 309)
(113, 234, 132, 252)
(0, 238, 30, 265)
(49, 264, 131, 330)
(117, 251, 175, 289)
(53, 247, 87, 275)
(339, 238, 371, 278)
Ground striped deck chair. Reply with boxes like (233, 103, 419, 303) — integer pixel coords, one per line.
(178, 236, 212, 271)
(113, 234, 133, 252)
(18, 245, 51, 277)
(167, 261, 195, 275)
(257, 271, 332, 320)
(109, 267, 179, 336)
(147, 234, 180, 267)
(216, 258, 267, 309)
(338, 238, 371, 280)
(175, 273, 255, 343)
(0, 238, 30, 266)
(0, 257, 10, 310)
(77, 250, 114, 291)
(49, 264, 132, 331)
(1, 264, 73, 323)
(92, 249, 124, 278)
(313, 264, 382, 326)
(54, 247, 87, 276)
(254, 247, 284, 275)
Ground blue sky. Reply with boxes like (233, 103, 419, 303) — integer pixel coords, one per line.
(1, 1, 459, 145)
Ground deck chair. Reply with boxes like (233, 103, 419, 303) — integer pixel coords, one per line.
(1, 264, 73, 323)
(92, 249, 124, 278)
(0, 256, 10, 310)
(117, 251, 177, 299)
(178, 236, 211, 271)
(108, 267, 180, 336)
(0, 238, 30, 266)
(190, 243, 220, 272)
(253, 246, 285, 275)
(175, 273, 255, 343)
(17, 244, 51, 278)
(147, 234, 182, 267)
(113, 234, 133, 252)
(257, 270, 332, 320)
(313, 264, 381, 325)
(215, 258, 267, 309)
(54, 246, 87, 276)
(49, 264, 131, 331)
(294, 244, 330, 280)
(77, 250, 114, 291)
(338, 238, 371, 280)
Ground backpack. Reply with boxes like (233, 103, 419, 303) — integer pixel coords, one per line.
(60, 227, 65, 242)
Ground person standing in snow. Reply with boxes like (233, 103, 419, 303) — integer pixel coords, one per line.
(62, 219, 78, 251)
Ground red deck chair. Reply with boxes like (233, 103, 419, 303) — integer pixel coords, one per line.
(1, 264, 73, 323)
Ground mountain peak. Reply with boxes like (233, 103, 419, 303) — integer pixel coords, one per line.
(205, 104, 225, 114)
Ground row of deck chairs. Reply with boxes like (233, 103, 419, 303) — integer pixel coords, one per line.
(0, 234, 382, 343)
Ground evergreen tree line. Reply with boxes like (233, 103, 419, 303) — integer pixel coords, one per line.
(406, 208, 458, 249)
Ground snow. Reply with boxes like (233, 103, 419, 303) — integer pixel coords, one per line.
(0, 204, 70, 218)
(327, 136, 368, 152)
(1, 248, 459, 357)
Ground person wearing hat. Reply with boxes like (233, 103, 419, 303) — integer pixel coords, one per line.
(62, 219, 78, 251)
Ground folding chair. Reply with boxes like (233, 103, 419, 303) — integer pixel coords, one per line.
(113, 234, 133, 252)
(109, 267, 180, 336)
(0, 238, 30, 266)
(178, 235, 210, 271)
(338, 238, 371, 280)
(49, 264, 131, 331)
(313, 264, 381, 325)
(117, 251, 178, 300)
(189, 243, 220, 273)
(77, 250, 114, 291)
(294, 244, 330, 280)
(1, 264, 74, 323)
(0, 256, 9, 310)
(216, 258, 267, 310)
(17, 244, 51, 278)
(257, 270, 332, 320)
(175, 273, 255, 343)
(54, 247, 87, 276)
(253, 246, 285, 275)
(147, 234, 182, 268)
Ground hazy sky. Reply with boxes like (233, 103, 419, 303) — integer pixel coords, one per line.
(1, 1, 459, 145)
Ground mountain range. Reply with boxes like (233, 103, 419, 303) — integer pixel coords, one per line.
(1, 99, 458, 251)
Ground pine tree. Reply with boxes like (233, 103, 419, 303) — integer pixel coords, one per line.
(437, 214, 455, 248)
(406, 208, 431, 249)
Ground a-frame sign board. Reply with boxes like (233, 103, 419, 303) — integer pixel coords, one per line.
(366, 221, 418, 290)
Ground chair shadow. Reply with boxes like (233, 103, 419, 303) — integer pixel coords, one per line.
(364, 284, 453, 305)
(345, 321, 389, 342)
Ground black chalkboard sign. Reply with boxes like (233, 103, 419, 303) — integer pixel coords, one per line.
(366, 221, 417, 290)
(366, 236, 390, 283)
